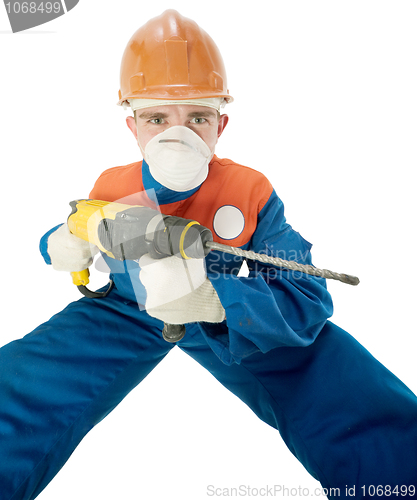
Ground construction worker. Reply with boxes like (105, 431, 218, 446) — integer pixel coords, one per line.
(0, 9, 416, 499)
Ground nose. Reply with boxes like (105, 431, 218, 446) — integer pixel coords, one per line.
(170, 117, 186, 127)
(168, 106, 195, 128)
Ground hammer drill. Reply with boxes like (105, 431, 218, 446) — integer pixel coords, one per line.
(66, 199, 359, 343)
(67, 199, 213, 342)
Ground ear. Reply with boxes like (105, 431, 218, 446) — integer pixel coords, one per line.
(217, 114, 229, 139)
(126, 115, 138, 139)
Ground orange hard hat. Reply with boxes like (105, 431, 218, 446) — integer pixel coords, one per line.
(117, 10, 233, 106)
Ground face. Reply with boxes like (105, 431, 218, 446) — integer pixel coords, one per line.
(126, 104, 228, 154)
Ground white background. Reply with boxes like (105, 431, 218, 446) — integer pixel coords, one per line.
(0, 1, 416, 498)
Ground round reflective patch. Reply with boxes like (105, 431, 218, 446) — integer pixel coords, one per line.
(213, 205, 245, 240)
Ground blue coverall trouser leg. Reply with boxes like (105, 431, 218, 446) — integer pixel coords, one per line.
(0, 288, 416, 499)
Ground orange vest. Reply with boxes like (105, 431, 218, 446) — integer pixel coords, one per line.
(89, 156, 273, 248)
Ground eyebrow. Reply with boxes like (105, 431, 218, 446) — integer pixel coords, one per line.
(186, 110, 217, 119)
(138, 111, 168, 120)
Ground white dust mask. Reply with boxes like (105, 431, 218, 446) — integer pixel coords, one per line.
(143, 126, 213, 192)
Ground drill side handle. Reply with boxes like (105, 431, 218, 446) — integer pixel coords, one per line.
(162, 323, 186, 343)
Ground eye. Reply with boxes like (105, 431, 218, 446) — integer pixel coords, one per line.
(150, 117, 165, 124)
(190, 117, 207, 124)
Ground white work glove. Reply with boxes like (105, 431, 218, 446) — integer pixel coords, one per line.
(139, 254, 225, 325)
(47, 223, 99, 272)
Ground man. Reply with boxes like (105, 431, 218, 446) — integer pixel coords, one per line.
(0, 10, 416, 499)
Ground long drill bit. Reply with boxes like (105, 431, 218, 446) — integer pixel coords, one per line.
(206, 241, 360, 286)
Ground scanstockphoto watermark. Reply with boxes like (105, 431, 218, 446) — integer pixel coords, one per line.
(206, 484, 338, 497)
(207, 484, 416, 497)
(2, 0, 79, 33)
(207, 249, 321, 284)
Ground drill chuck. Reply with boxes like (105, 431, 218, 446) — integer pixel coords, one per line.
(151, 216, 212, 260)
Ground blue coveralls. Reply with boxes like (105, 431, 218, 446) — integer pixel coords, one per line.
(0, 158, 416, 499)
